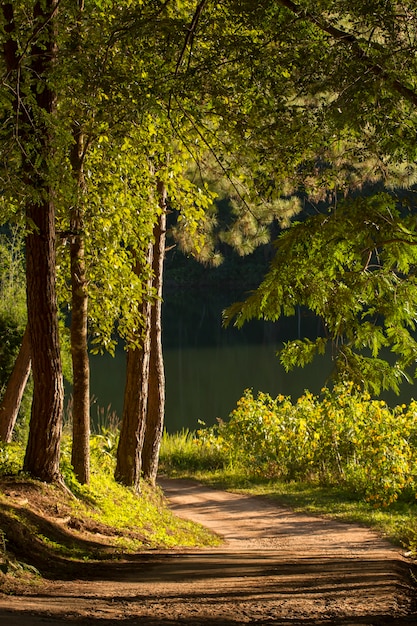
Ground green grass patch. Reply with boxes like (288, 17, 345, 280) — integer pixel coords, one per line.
(60, 434, 221, 551)
(159, 428, 225, 474)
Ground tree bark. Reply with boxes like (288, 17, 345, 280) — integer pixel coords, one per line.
(21, 0, 64, 482)
(115, 245, 153, 491)
(69, 126, 90, 485)
(24, 194, 64, 481)
(142, 181, 167, 485)
(0, 325, 31, 443)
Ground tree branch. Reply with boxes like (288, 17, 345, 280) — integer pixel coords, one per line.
(276, 0, 417, 107)
(175, 0, 208, 76)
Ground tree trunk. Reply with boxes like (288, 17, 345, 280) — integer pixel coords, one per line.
(24, 194, 64, 481)
(69, 126, 90, 485)
(142, 181, 167, 485)
(115, 245, 153, 491)
(0, 325, 31, 443)
(21, 0, 64, 482)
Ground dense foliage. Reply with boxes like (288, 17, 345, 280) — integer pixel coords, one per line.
(0, 230, 30, 438)
(226, 193, 417, 394)
(3, 0, 417, 485)
(193, 383, 417, 507)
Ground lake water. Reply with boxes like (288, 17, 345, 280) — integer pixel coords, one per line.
(88, 288, 416, 433)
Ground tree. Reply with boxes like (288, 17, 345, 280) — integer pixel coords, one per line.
(0, 228, 30, 442)
(114, 0, 417, 484)
(215, 1, 417, 393)
(225, 193, 417, 394)
(142, 180, 167, 485)
(2, 1, 64, 481)
(23, 0, 64, 482)
(113, 124, 214, 488)
(0, 325, 31, 442)
(0, 0, 313, 483)
(53, 0, 178, 482)
(115, 245, 154, 491)
(68, 125, 90, 484)
(172, 0, 417, 204)
(3, 0, 417, 483)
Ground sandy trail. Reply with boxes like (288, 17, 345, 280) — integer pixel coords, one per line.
(0, 477, 416, 625)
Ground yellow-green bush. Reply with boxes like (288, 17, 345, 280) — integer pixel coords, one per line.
(198, 383, 417, 506)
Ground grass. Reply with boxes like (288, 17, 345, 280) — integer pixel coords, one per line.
(62, 432, 221, 550)
(159, 428, 225, 473)
(2, 419, 416, 588)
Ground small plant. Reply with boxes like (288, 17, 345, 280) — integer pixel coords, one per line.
(159, 428, 226, 474)
(93, 399, 120, 435)
(0, 528, 6, 563)
(0, 443, 24, 476)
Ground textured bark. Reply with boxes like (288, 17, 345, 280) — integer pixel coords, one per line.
(69, 126, 90, 485)
(115, 245, 153, 491)
(24, 194, 64, 481)
(0, 325, 31, 443)
(21, 0, 64, 482)
(142, 182, 167, 485)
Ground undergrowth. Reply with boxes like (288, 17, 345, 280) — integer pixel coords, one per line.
(60, 433, 219, 550)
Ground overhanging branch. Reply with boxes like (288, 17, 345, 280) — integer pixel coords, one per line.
(277, 0, 417, 108)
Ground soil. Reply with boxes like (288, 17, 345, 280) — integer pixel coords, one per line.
(0, 477, 416, 625)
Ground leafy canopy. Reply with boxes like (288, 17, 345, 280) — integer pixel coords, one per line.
(225, 193, 417, 395)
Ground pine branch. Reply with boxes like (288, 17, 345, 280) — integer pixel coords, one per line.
(276, 0, 417, 107)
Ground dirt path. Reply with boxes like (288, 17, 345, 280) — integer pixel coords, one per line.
(0, 478, 416, 625)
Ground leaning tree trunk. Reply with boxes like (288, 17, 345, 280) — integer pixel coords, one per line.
(19, 0, 64, 481)
(69, 125, 90, 485)
(0, 325, 31, 443)
(142, 181, 167, 485)
(115, 244, 154, 491)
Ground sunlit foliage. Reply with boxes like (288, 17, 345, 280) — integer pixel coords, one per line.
(197, 382, 417, 507)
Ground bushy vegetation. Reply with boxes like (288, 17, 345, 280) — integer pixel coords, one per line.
(186, 383, 417, 507)
(0, 442, 23, 477)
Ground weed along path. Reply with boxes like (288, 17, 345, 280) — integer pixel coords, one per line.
(0, 478, 416, 625)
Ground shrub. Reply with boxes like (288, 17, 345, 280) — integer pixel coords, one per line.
(194, 382, 417, 506)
